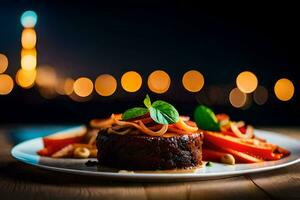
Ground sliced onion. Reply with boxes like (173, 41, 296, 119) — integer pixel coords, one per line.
(112, 114, 168, 136)
(147, 124, 163, 131)
(235, 121, 245, 128)
(107, 127, 133, 135)
(137, 120, 168, 136)
(179, 115, 190, 121)
(90, 118, 114, 128)
(175, 118, 198, 132)
(230, 122, 254, 139)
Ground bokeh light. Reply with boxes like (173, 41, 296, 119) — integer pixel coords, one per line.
(16, 69, 37, 88)
(236, 71, 258, 93)
(121, 71, 142, 92)
(36, 66, 57, 88)
(21, 48, 37, 57)
(73, 77, 94, 97)
(0, 74, 14, 95)
(95, 74, 117, 96)
(147, 70, 170, 94)
(182, 70, 204, 92)
(55, 79, 66, 95)
(39, 87, 57, 99)
(0, 53, 8, 73)
(253, 86, 268, 105)
(20, 10, 38, 28)
(21, 55, 36, 70)
(64, 78, 74, 95)
(274, 78, 294, 101)
(229, 87, 247, 108)
(21, 28, 37, 49)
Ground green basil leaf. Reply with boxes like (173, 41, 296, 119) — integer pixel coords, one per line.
(143, 94, 152, 109)
(194, 105, 220, 131)
(149, 100, 179, 124)
(122, 107, 149, 120)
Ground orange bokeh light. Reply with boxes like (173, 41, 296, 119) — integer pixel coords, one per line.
(21, 55, 36, 70)
(121, 71, 142, 92)
(0, 53, 8, 73)
(64, 78, 74, 95)
(274, 78, 294, 101)
(21, 48, 37, 57)
(21, 28, 37, 49)
(16, 69, 37, 89)
(36, 66, 57, 88)
(95, 74, 117, 96)
(147, 70, 171, 94)
(182, 70, 204, 92)
(73, 77, 93, 97)
(0, 74, 14, 95)
(229, 88, 247, 108)
(236, 71, 258, 93)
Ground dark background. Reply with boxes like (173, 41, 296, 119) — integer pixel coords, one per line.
(0, 1, 299, 125)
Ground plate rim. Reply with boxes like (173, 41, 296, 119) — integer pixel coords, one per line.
(11, 127, 300, 181)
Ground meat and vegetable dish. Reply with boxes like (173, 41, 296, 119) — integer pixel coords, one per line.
(37, 95, 290, 171)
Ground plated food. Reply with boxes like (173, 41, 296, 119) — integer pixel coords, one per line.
(37, 95, 290, 172)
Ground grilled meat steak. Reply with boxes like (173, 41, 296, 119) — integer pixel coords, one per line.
(96, 130, 203, 170)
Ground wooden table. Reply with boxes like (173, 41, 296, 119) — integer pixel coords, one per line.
(0, 126, 299, 200)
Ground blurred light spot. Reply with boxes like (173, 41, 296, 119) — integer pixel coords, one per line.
(182, 70, 204, 92)
(73, 77, 93, 97)
(121, 71, 142, 92)
(21, 55, 36, 70)
(64, 78, 74, 95)
(0, 74, 14, 95)
(21, 48, 37, 57)
(95, 74, 117, 96)
(21, 28, 36, 49)
(229, 88, 247, 108)
(274, 78, 294, 101)
(55, 79, 66, 95)
(36, 66, 57, 88)
(0, 53, 8, 73)
(39, 87, 57, 99)
(16, 69, 36, 88)
(253, 86, 268, 105)
(21, 10, 38, 28)
(236, 71, 258, 93)
(147, 70, 170, 94)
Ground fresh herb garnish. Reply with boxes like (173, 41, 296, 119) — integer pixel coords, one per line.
(206, 161, 213, 167)
(149, 100, 179, 124)
(194, 105, 220, 131)
(122, 95, 180, 124)
(122, 107, 149, 121)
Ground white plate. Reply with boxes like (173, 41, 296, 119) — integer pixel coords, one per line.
(11, 126, 300, 182)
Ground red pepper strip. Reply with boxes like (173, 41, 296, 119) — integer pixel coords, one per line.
(218, 146, 263, 163)
(221, 127, 247, 138)
(204, 141, 263, 163)
(204, 131, 282, 161)
(185, 120, 197, 127)
(276, 146, 291, 157)
(202, 149, 230, 162)
(221, 128, 237, 137)
(37, 148, 50, 156)
(216, 113, 230, 121)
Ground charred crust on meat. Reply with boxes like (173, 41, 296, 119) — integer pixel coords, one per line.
(96, 129, 203, 170)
